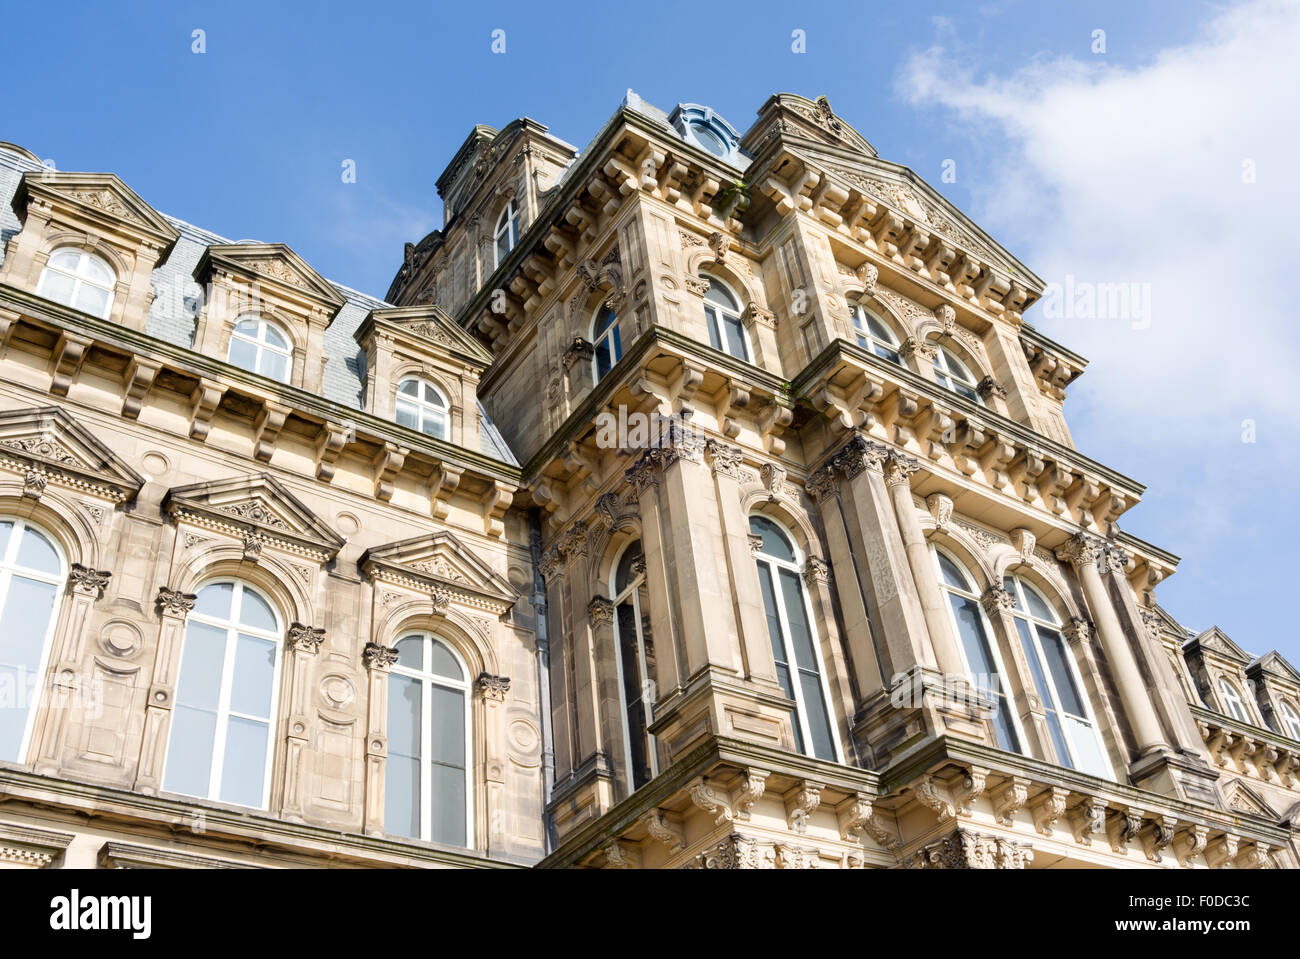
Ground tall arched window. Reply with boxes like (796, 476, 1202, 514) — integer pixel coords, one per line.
(37, 248, 116, 319)
(701, 277, 750, 362)
(395, 377, 450, 440)
(1277, 700, 1300, 740)
(591, 306, 622, 383)
(228, 315, 292, 383)
(1004, 574, 1111, 778)
(751, 515, 838, 761)
(493, 200, 519, 268)
(1218, 678, 1248, 722)
(851, 305, 903, 366)
(386, 633, 471, 846)
(933, 547, 1022, 753)
(0, 518, 64, 763)
(611, 541, 657, 790)
(163, 580, 283, 809)
(932, 344, 984, 404)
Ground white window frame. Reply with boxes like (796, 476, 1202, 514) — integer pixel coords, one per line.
(395, 377, 450, 440)
(36, 247, 116, 319)
(228, 315, 293, 383)
(1277, 700, 1300, 740)
(0, 517, 65, 764)
(609, 540, 658, 790)
(932, 343, 984, 405)
(751, 515, 843, 763)
(161, 579, 284, 810)
(932, 545, 1027, 753)
(850, 304, 903, 366)
(387, 632, 473, 846)
(1004, 574, 1114, 779)
(493, 200, 519, 269)
(1218, 677, 1249, 722)
(591, 305, 623, 384)
(700, 275, 753, 363)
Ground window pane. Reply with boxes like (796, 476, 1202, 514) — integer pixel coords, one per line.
(76, 284, 111, 317)
(703, 306, 723, 352)
(387, 674, 422, 757)
(0, 577, 56, 760)
(991, 695, 1021, 752)
(420, 413, 446, 440)
(423, 383, 445, 406)
(797, 671, 836, 760)
(394, 636, 423, 670)
(1013, 618, 1051, 702)
(429, 763, 466, 845)
(617, 601, 642, 705)
(234, 318, 259, 336)
(164, 705, 216, 797)
(614, 543, 643, 595)
(385, 755, 420, 838)
(778, 568, 818, 671)
(949, 595, 997, 688)
(228, 337, 257, 371)
(595, 341, 612, 380)
(229, 634, 275, 718)
(395, 401, 418, 430)
(398, 379, 419, 396)
(261, 351, 288, 383)
(1039, 629, 1086, 716)
(866, 315, 892, 342)
(1045, 710, 1074, 769)
(756, 563, 787, 668)
(194, 582, 233, 620)
(1023, 583, 1055, 622)
(427, 640, 463, 680)
(41, 271, 76, 305)
(428, 685, 465, 767)
(724, 315, 748, 360)
(175, 621, 228, 709)
(936, 552, 969, 590)
(625, 697, 651, 790)
(238, 588, 277, 632)
(262, 325, 288, 349)
(749, 516, 796, 563)
(15, 527, 59, 575)
(875, 344, 903, 366)
(83, 256, 113, 284)
(50, 249, 81, 270)
(1065, 715, 1110, 778)
(219, 716, 268, 807)
(703, 280, 737, 310)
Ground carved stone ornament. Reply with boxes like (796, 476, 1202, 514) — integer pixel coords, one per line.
(975, 376, 1007, 400)
(882, 451, 920, 488)
(1032, 787, 1069, 836)
(68, 563, 111, 599)
(735, 768, 769, 819)
(640, 809, 685, 853)
(562, 337, 595, 371)
(1071, 796, 1108, 845)
(688, 833, 768, 869)
(831, 433, 889, 480)
(855, 261, 879, 297)
(1010, 528, 1036, 564)
(926, 492, 953, 532)
(804, 466, 839, 503)
(22, 469, 46, 500)
(908, 828, 1033, 870)
(801, 557, 831, 587)
(1055, 532, 1109, 569)
(476, 673, 511, 702)
(980, 584, 1016, 615)
(156, 587, 197, 616)
(362, 642, 399, 670)
(286, 623, 326, 654)
(586, 596, 615, 626)
(992, 777, 1029, 826)
(913, 777, 956, 821)
(689, 781, 734, 825)
(703, 439, 744, 479)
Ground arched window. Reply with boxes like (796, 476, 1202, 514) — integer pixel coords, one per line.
(1003, 575, 1111, 778)
(493, 200, 519, 268)
(1277, 700, 1300, 740)
(591, 306, 623, 383)
(386, 633, 471, 846)
(611, 541, 657, 790)
(1218, 678, 1248, 722)
(227, 315, 292, 383)
(395, 377, 450, 440)
(163, 580, 283, 809)
(851, 305, 903, 366)
(933, 547, 1022, 753)
(0, 518, 64, 763)
(36, 248, 115, 319)
(932, 344, 983, 404)
(751, 515, 838, 761)
(701, 277, 750, 362)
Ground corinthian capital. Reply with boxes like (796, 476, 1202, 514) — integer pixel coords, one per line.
(831, 433, 889, 480)
(587, 595, 615, 626)
(883, 451, 921, 488)
(1055, 532, 1109, 569)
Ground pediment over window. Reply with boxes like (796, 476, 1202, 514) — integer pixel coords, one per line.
(1248, 651, 1300, 687)
(1187, 627, 1251, 665)
(162, 472, 343, 562)
(355, 304, 493, 369)
(360, 530, 516, 613)
(0, 405, 144, 503)
(194, 242, 346, 321)
(1222, 781, 1277, 820)
(12, 171, 180, 251)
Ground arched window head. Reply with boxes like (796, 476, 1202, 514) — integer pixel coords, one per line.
(493, 200, 519, 269)
(37, 247, 115, 319)
(592, 306, 623, 383)
(750, 515, 839, 762)
(851, 305, 902, 366)
(386, 633, 471, 846)
(1278, 700, 1300, 740)
(1218, 678, 1248, 722)
(0, 518, 65, 763)
(1003, 574, 1111, 778)
(610, 540, 657, 791)
(933, 547, 1022, 754)
(163, 580, 283, 809)
(228, 315, 292, 383)
(932, 344, 983, 405)
(395, 377, 449, 440)
(701, 277, 750, 362)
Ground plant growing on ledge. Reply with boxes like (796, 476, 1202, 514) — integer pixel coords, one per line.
(716, 179, 750, 219)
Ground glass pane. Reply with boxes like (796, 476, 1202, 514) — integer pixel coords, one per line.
(1023, 582, 1055, 622)
(778, 568, 818, 671)
(611, 325, 622, 361)
(427, 640, 462, 680)
(1039, 629, 1086, 717)
(0, 663, 35, 761)
(756, 563, 787, 668)
(1045, 710, 1074, 769)
(1065, 715, 1110, 778)
(163, 705, 216, 797)
(234, 318, 259, 336)
(83, 256, 113, 284)
(423, 383, 445, 406)
(866, 315, 893, 342)
(385, 755, 420, 838)
(429, 763, 466, 845)
(1003, 577, 1022, 610)
(950, 595, 997, 689)
(1013, 618, 1051, 701)
(387, 674, 421, 759)
(0, 577, 56, 760)
(40, 270, 76, 305)
(594, 308, 616, 336)
(394, 636, 423, 670)
(395, 401, 418, 430)
(704, 306, 723, 351)
(220, 716, 268, 807)
(175, 621, 227, 709)
(228, 337, 257, 371)
(76, 284, 111, 317)
(703, 279, 737, 310)
(991, 695, 1021, 752)
(617, 601, 642, 704)
(724, 315, 748, 360)
(229, 634, 275, 718)
(50, 249, 81, 269)
(749, 516, 795, 563)
(876, 345, 903, 366)
(626, 698, 651, 790)
(614, 543, 643, 595)
(595, 341, 612, 381)
(428, 685, 465, 766)
(398, 379, 419, 396)
(420, 413, 446, 440)
(496, 233, 510, 264)
(260, 351, 288, 383)
(262, 324, 288, 349)
(237, 587, 277, 632)
(193, 582, 233, 620)
(936, 552, 969, 590)
(798, 671, 836, 760)
(15, 526, 59, 575)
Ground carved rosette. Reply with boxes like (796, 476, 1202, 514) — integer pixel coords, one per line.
(156, 587, 197, 617)
(476, 673, 511, 702)
(286, 623, 326, 654)
(362, 642, 399, 671)
(68, 563, 111, 599)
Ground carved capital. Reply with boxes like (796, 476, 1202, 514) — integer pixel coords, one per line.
(362, 642, 399, 671)
(586, 596, 615, 627)
(476, 672, 511, 702)
(286, 623, 325, 654)
(831, 433, 889, 480)
(703, 439, 744, 479)
(882, 451, 920, 488)
(804, 465, 839, 503)
(68, 563, 111, 599)
(1055, 532, 1109, 569)
(980, 584, 1016, 616)
(155, 587, 196, 617)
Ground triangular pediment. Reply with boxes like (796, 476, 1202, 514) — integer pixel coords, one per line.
(361, 530, 516, 608)
(1223, 780, 1277, 819)
(162, 472, 343, 560)
(1189, 627, 1251, 664)
(1248, 650, 1300, 687)
(196, 242, 346, 314)
(16, 171, 180, 249)
(0, 406, 144, 502)
(356, 305, 493, 368)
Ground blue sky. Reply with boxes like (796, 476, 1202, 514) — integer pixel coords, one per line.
(5, 0, 1294, 661)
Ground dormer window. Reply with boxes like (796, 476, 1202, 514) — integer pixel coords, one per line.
(494, 200, 519, 268)
(668, 104, 743, 165)
(1278, 700, 1300, 740)
(228, 315, 292, 383)
(701, 276, 750, 362)
(1218, 678, 1248, 722)
(395, 377, 449, 440)
(851, 305, 903, 366)
(36, 248, 115, 319)
(932, 344, 983, 405)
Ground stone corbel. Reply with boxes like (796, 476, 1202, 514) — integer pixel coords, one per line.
(1175, 824, 1209, 868)
(991, 777, 1029, 826)
(253, 401, 290, 463)
(913, 776, 956, 822)
(689, 779, 734, 826)
(640, 808, 685, 853)
(734, 768, 769, 820)
(1031, 786, 1070, 836)
(188, 378, 227, 441)
(121, 357, 162, 419)
(954, 766, 988, 817)
(475, 673, 511, 703)
(372, 442, 408, 502)
(602, 840, 640, 870)
(784, 781, 823, 833)
(1070, 796, 1108, 845)
(836, 793, 898, 849)
(1107, 806, 1145, 855)
(67, 563, 111, 600)
(1142, 815, 1177, 863)
(1204, 833, 1239, 869)
(51, 331, 91, 396)
(756, 399, 793, 456)
(925, 492, 953, 532)
(482, 481, 514, 538)
(1235, 843, 1274, 870)
(314, 421, 351, 482)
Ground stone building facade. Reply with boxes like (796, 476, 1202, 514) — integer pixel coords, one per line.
(0, 91, 1295, 870)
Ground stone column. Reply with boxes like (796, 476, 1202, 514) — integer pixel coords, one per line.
(476, 672, 510, 854)
(281, 623, 324, 821)
(133, 587, 195, 794)
(626, 455, 686, 694)
(361, 640, 397, 837)
(1057, 534, 1165, 756)
(881, 453, 966, 680)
